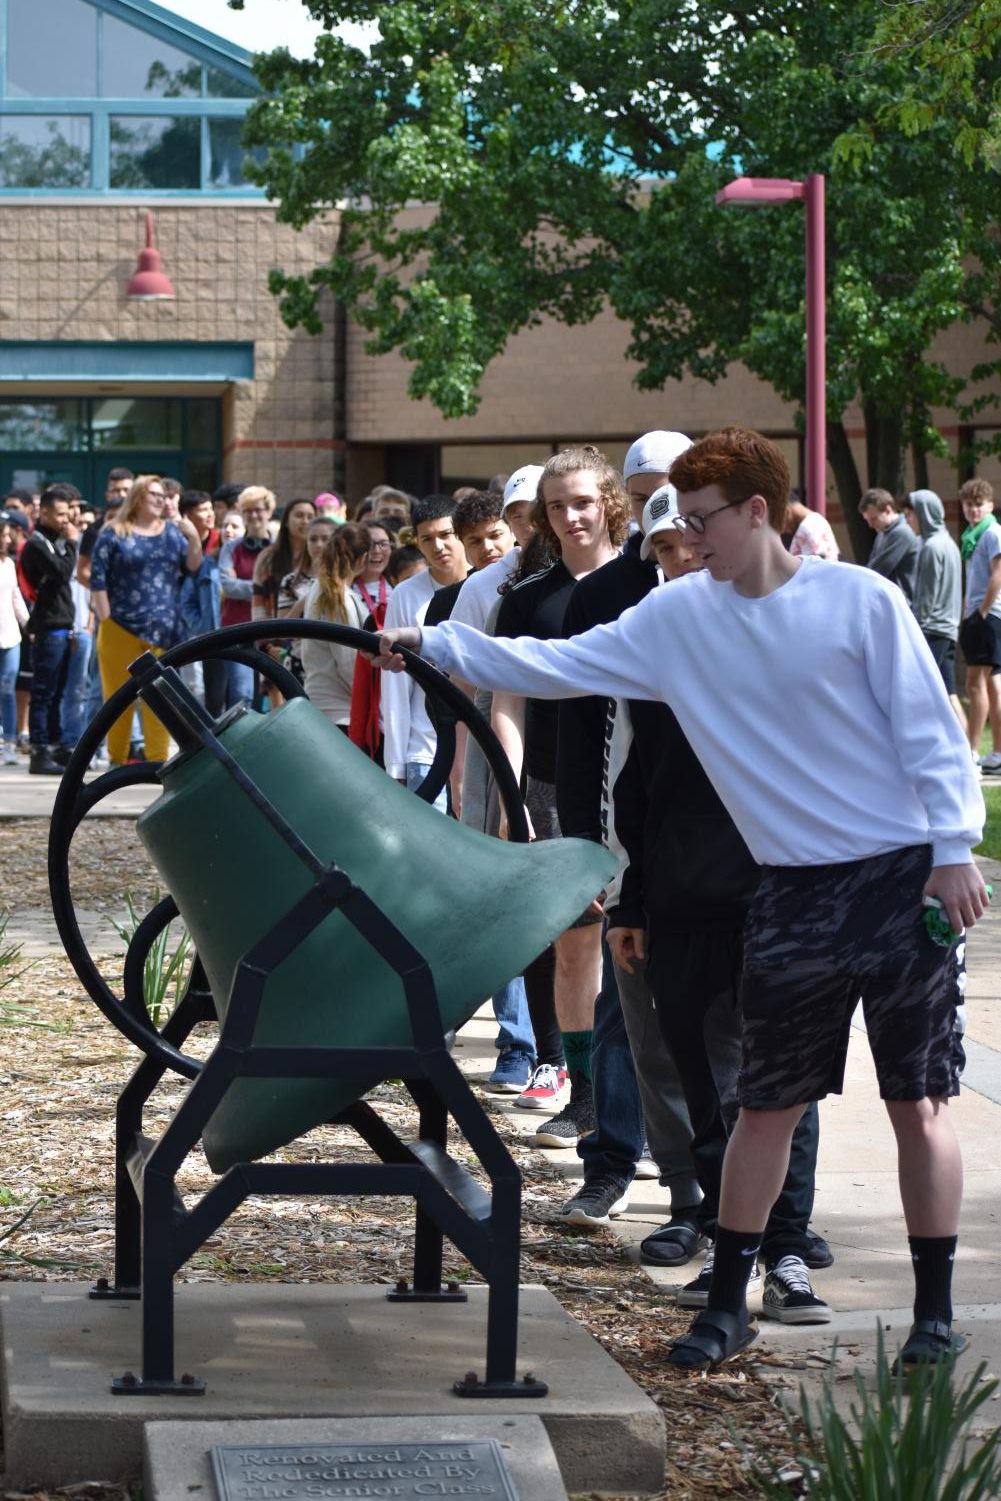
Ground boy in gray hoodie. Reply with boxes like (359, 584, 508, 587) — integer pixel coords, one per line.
(902, 489, 964, 729)
(860, 488, 921, 603)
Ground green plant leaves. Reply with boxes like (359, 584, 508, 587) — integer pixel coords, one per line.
(750, 1327, 1001, 1500)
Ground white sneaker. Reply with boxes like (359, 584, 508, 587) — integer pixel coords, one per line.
(633, 1153, 660, 1180)
(2, 741, 17, 765)
(982, 750, 1001, 773)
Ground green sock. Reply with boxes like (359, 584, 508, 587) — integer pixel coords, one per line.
(561, 1029, 593, 1082)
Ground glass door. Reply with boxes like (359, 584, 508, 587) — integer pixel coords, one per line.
(0, 453, 90, 499)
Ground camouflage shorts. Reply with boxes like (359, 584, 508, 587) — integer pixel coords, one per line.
(739, 844, 965, 1108)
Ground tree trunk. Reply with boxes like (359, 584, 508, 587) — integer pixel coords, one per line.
(871, 411, 905, 495)
(864, 399, 880, 497)
(862, 403, 906, 497)
(828, 419, 870, 561)
(910, 435, 929, 492)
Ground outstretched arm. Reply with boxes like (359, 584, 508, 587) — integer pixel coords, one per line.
(378, 593, 673, 706)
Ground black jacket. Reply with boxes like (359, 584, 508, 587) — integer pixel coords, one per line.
(607, 699, 759, 934)
(19, 526, 76, 631)
(556, 532, 654, 840)
(553, 532, 759, 933)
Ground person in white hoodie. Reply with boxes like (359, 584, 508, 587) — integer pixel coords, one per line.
(379, 425, 987, 1375)
(381, 494, 469, 810)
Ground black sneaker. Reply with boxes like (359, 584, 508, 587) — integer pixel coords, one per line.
(558, 1174, 630, 1228)
(761, 1254, 831, 1324)
(802, 1229, 834, 1269)
(531, 1073, 595, 1148)
(676, 1244, 762, 1308)
(29, 749, 63, 776)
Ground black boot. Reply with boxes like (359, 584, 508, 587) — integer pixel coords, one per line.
(29, 748, 63, 776)
(49, 744, 72, 767)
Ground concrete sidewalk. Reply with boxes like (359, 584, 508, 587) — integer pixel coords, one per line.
(0, 754, 159, 819)
(4, 759, 1001, 1422)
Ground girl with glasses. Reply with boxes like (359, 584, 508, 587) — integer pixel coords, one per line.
(89, 476, 203, 764)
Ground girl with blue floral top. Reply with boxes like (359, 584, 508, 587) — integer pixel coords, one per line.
(90, 475, 202, 764)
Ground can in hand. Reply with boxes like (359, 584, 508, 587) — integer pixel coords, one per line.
(922, 883, 993, 946)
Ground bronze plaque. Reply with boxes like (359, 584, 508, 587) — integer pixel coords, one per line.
(211, 1439, 520, 1501)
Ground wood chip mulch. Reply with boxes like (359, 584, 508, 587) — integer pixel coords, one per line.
(0, 819, 806, 1501)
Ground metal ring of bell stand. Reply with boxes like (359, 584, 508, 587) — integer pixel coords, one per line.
(47, 619, 530, 1079)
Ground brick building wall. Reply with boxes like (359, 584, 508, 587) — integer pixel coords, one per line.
(0, 200, 340, 500)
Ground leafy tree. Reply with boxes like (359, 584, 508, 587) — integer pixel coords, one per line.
(234, 0, 1001, 557)
(840, 0, 1001, 167)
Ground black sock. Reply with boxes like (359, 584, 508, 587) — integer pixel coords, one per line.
(909, 1234, 956, 1326)
(670, 1201, 701, 1226)
(707, 1227, 762, 1317)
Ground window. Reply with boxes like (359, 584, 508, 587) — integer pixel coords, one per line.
(6, 0, 97, 98)
(102, 15, 201, 98)
(0, 0, 263, 195)
(0, 116, 91, 188)
(206, 66, 257, 100)
(186, 399, 219, 451)
(0, 399, 222, 498)
(92, 398, 183, 450)
(109, 116, 200, 190)
(207, 118, 266, 188)
(0, 400, 87, 450)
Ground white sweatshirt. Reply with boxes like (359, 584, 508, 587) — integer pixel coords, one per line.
(450, 549, 520, 636)
(382, 568, 442, 778)
(417, 557, 984, 869)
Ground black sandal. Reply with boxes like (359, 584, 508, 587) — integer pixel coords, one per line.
(667, 1308, 758, 1371)
(640, 1218, 706, 1267)
(892, 1318, 968, 1374)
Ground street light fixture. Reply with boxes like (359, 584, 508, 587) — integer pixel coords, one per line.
(716, 174, 827, 516)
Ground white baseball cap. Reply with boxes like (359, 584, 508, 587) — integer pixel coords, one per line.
(623, 430, 692, 481)
(640, 484, 683, 560)
(502, 463, 545, 513)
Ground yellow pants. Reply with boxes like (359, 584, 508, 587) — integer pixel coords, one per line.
(96, 617, 170, 765)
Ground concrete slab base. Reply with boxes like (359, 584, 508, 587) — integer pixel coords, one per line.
(0, 1282, 663, 1494)
(144, 1415, 566, 1501)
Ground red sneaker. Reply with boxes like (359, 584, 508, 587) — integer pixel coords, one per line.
(514, 1062, 567, 1112)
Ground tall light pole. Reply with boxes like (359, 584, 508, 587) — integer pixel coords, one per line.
(715, 174, 827, 516)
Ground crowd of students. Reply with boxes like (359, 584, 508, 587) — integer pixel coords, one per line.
(0, 430, 992, 1376)
(375, 426, 988, 1375)
(0, 473, 429, 772)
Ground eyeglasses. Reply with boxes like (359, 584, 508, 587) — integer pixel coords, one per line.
(367, 539, 391, 551)
(242, 507, 268, 516)
(673, 496, 750, 535)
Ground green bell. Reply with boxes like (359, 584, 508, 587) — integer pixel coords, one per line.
(137, 696, 613, 1173)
